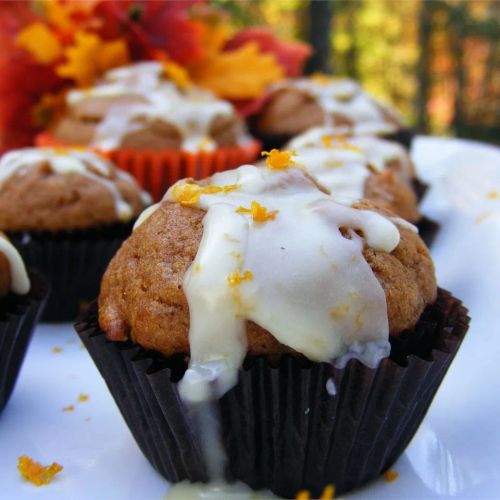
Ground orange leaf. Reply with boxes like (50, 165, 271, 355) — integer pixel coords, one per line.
(190, 42, 284, 100)
(56, 32, 129, 86)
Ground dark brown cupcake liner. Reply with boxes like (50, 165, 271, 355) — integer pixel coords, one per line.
(8, 223, 133, 322)
(0, 271, 48, 413)
(417, 216, 440, 248)
(75, 288, 469, 498)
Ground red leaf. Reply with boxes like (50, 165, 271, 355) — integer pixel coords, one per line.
(92, 0, 206, 64)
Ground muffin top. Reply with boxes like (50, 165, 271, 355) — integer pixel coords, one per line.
(52, 62, 247, 152)
(0, 233, 30, 297)
(255, 75, 406, 137)
(99, 159, 436, 402)
(283, 127, 418, 222)
(0, 147, 151, 232)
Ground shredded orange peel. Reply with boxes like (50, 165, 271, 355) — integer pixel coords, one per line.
(227, 270, 253, 287)
(172, 183, 239, 206)
(18, 455, 63, 486)
(261, 149, 298, 170)
(236, 201, 278, 223)
(383, 469, 399, 482)
(321, 134, 362, 153)
(296, 483, 335, 499)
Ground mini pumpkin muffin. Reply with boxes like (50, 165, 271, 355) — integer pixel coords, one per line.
(0, 233, 48, 412)
(284, 127, 439, 244)
(76, 160, 468, 497)
(39, 62, 261, 201)
(0, 147, 151, 321)
(278, 129, 420, 223)
(250, 75, 413, 150)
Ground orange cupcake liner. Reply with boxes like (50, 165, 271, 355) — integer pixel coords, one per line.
(36, 133, 262, 202)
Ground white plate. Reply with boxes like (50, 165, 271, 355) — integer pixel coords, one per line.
(1, 136, 499, 499)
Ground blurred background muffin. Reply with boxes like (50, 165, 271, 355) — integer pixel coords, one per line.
(0, 147, 150, 320)
(250, 75, 413, 149)
(39, 62, 261, 201)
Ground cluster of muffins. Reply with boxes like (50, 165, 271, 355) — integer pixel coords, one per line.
(1, 62, 468, 498)
(37, 62, 262, 201)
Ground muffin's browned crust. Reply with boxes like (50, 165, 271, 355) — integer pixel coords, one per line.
(52, 97, 244, 151)
(255, 87, 400, 136)
(0, 161, 147, 231)
(364, 170, 419, 223)
(99, 200, 436, 358)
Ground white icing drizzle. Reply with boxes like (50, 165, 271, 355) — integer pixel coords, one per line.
(163, 164, 400, 403)
(67, 62, 236, 152)
(283, 126, 414, 205)
(0, 148, 147, 222)
(275, 77, 405, 133)
(165, 480, 276, 499)
(0, 234, 30, 295)
(288, 126, 413, 178)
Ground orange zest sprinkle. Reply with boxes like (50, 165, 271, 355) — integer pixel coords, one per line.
(321, 135, 334, 148)
(78, 393, 89, 403)
(62, 405, 74, 412)
(487, 190, 499, 200)
(162, 61, 192, 90)
(383, 469, 399, 482)
(261, 149, 297, 170)
(320, 135, 361, 153)
(295, 484, 335, 499)
(172, 183, 239, 206)
(236, 201, 278, 223)
(320, 484, 336, 499)
(17, 456, 63, 486)
(310, 72, 335, 85)
(227, 270, 253, 287)
(295, 491, 310, 500)
(52, 347, 62, 353)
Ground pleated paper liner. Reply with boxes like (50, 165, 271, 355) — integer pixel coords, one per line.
(0, 271, 48, 413)
(8, 222, 133, 322)
(75, 288, 469, 498)
(36, 133, 262, 202)
(248, 126, 416, 152)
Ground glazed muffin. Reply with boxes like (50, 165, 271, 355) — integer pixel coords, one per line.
(279, 128, 419, 223)
(0, 233, 48, 412)
(52, 62, 246, 153)
(77, 158, 468, 497)
(0, 147, 151, 320)
(250, 74, 413, 149)
(39, 62, 261, 201)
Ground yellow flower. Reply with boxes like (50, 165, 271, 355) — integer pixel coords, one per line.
(261, 149, 297, 170)
(162, 61, 192, 90)
(190, 42, 283, 99)
(16, 22, 62, 64)
(227, 270, 253, 287)
(236, 201, 278, 223)
(56, 32, 129, 86)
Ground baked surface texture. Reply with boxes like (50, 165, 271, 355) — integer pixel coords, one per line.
(99, 200, 436, 358)
(0, 159, 147, 231)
